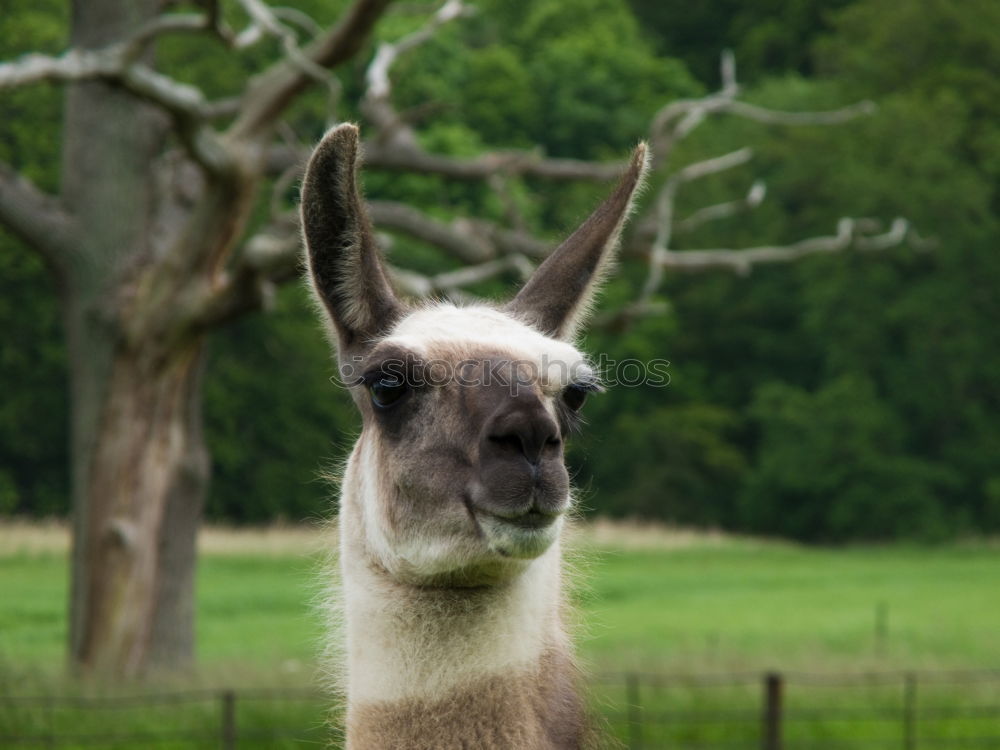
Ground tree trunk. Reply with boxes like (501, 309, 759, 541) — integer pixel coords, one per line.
(62, 0, 212, 676)
(74, 340, 209, 676)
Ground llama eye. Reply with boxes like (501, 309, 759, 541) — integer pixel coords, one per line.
(369, 376, 408, 409)
(562, 384, 589, 412)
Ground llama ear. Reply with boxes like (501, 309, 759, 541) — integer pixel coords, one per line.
(301, 123, 404, 352)
(506, 143, 649, 340)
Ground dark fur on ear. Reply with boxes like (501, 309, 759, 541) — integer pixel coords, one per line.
(507, 143, 649, 340)
(301, 123, 404, 353)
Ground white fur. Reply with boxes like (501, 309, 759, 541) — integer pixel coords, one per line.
(341, 528, 564, 705)
(383, 304, 594, 392)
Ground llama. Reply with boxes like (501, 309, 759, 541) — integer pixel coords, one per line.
(302, 123, 647, 749)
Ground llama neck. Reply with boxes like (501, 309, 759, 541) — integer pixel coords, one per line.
(337, 466, 586, 747)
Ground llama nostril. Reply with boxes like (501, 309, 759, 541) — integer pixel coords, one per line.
(488, 427, 559, 466)
(489, 434, 524, 455)
(485, 396, 562, 467)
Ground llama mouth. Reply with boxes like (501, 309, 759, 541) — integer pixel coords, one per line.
(495, 509, 559, 530)
(474, 505, 564, 560)
(473, 500, 563, 531)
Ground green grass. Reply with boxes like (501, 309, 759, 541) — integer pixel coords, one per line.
(574, 541, 1000, 673)
(2, 532, 999, 747)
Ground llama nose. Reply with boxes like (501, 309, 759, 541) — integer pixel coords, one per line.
(486, 397, 561, 466)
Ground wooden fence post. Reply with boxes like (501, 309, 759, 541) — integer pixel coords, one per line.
(762, 671, 783, 750)
(903, 672, 917, 750)
(221, 689, 236, 750)
(626, 672, 643, 749)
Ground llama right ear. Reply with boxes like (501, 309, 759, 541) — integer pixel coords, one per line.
(301, 124, 404, 352)
(506, 143, 649, 340)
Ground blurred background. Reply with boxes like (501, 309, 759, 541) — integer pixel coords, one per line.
(1, 0, 998, 747)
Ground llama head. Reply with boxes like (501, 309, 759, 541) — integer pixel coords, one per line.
(303, 124, 647, 586)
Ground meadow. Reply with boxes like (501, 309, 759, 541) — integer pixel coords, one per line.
(1, 521, 999, 747)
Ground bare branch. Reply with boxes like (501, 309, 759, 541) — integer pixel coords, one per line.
(128, 14, 213, 53)
(368, 200, 493, 263)
(389, 254, 533, 299)
(605, 217, 919, 329)
(0, 162, 78, 275)
(0, 13, 213, 88)
(233, 0, 341, 100)
(120, 67, 232, 172)
(362, 141, 625, 181)
(634, 143, 909, 304)
(649, 52, 875, 164)
(369, 200, 551, 262)
(675, 181, 766, 234)
(673, 148, 754, 184)
(227, 0, 394, 142)
(719, 49, 737, 95)
(363, 0, 469, 136)
(191, 214, 301, 328)
(272, 7, 325, 37)
(658, 217, 916, 275)
(0, 49, 119, 89)
(366, 0, 466, 101)
(266, 140, 626, 181)
(725, 99, 877, 126)
(196, 198, 545, 325)
(647, 147, 756, 274)
(0, 29, 231, 173)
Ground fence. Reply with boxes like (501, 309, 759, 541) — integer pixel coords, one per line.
(595, 669, 1000, 749)
(0, 688, 336, 749)
(2, 670, 999, 748)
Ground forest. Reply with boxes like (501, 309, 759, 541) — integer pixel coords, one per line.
(2, 0, 998, 547)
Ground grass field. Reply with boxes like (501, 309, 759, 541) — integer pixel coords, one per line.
(1, 521, 999, 747)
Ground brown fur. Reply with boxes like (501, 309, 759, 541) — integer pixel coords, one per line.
(348, 650, 593, 750)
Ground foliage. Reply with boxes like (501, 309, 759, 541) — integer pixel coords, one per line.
(203, 285, 356, 523)
(0, 0, 69, 517)
(1, 0, 998, 541)
(625, 0, 855, 84)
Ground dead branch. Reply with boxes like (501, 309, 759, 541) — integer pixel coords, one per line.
(191, 213, 301, 328)
(659, 217, 917, 274)
(389, 253, 533, 299)
(362, 0, 469, 137)
(369, 200, 551, 263)
(266, 135, 628, 182)
(363, 142, 625, 181)
(0, 27, 231, 172)
(0, 162, 78, 276)
(226, 0, 394, 142)
(368, 200, 493, 263)
(649, 53, 875, 165)
(675, 181, 766, 234)
(645, 148, 756, 287)
(232, 0, 341, 100)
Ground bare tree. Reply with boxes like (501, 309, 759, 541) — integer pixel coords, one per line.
(0, 0, 919, 677)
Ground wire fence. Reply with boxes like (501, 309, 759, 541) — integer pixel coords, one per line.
(595, 669, 1000, 749)
(2, 669, 999, 748)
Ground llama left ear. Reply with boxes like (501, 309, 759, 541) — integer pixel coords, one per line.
(506, 143, 649, 340)
(301, 123, 404, 354)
